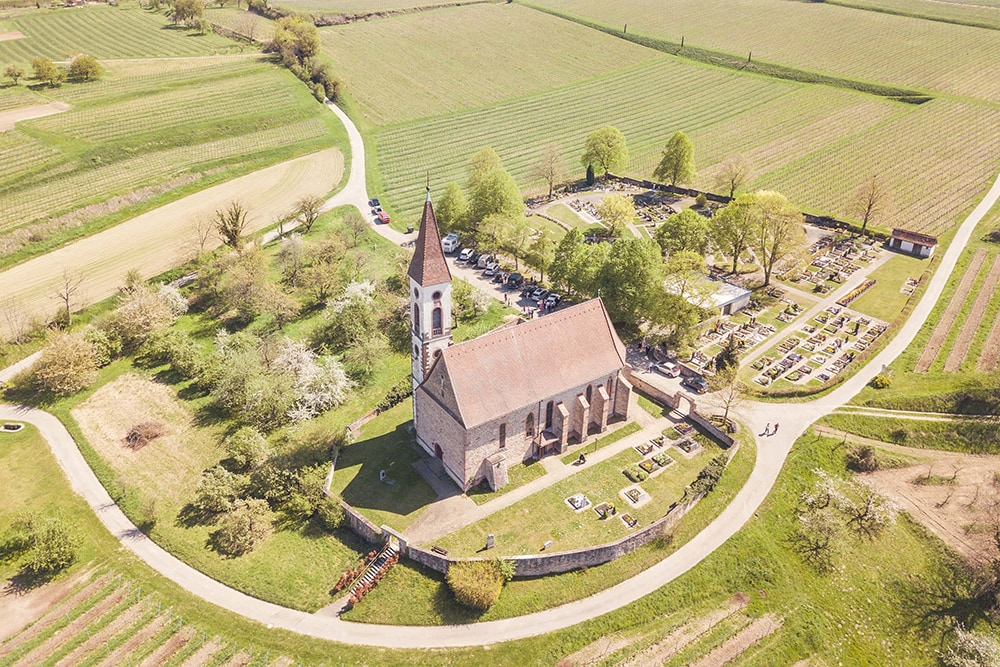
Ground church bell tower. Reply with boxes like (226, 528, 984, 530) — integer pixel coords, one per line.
(407, 187, 453, 390)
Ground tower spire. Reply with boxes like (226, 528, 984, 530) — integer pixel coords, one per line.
(407, 184, 452, 286)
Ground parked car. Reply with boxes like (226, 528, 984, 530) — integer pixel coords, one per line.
(653, 361, 681, 378)
(467, 252, 482, 265)
(545, 293, 562, 308)
(458, 247, 475, 262)
(530, 287, 548, 301)
(442, 232, 460, 253)
(682, 376, 709, 394)
(376, 211, 390, 225)
(484, 262, 500, 276)
(492, 272, 506, 283)
(368, 197, 380, 208)
(506, 272, 524, 288)
(477, 255, 494, 269)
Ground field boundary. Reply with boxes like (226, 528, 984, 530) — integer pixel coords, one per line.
(518, 1, 934, 102)
(944, 252, 1000, 371)
(825, 0, 1000, 32)
(914, 247, 986, 372)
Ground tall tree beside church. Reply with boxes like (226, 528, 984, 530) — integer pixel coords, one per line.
(595, 194, 636, 237)
(581, 126, 628, 176)
(653, 131, 696, 187)
(598, 237, 661, 326)
(550, 229, 584, 294)
(467, 147, 503, 192)
(533, 143, 567, 199)
(468, 167, 522, 225)
(655, 209, 709, 256)
(525, 235, 556, 282)
(751, 191, 806, 287)
(436, 181, 470, 235)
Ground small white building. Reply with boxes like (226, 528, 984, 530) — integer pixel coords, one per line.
(889, 229, 937, 258)
(708, 279, 752, 316)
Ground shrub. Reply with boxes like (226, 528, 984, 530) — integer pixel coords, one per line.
(316, 494, 345, 530)
(193, 466, 246, 514)
(137, 328, 203, 378)
(695, 192, 708, 207)
(375, 379, 413, 414)
(82, 326, 119, 367)
(6, 514, 78, 575)
(224, 427, 270, 471)
(446, 560, 505, 610)
(845, 444, 880, 473)
(32, 331, 98, 395)
(869, 374, 891, 389)
(124, 421, 167, 450)
(212, 499, 272, 556)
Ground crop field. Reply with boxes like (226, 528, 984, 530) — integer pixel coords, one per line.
(752, 100, 1000, 235)
(319, 3, 661, 125)
(0, 58, 339, 244)
(528, 0, 1000, 101)
(0, 87, 45, 112)
(279, 0, 484, 13)
(834, 0, 1000, 29)
(0, 5, 235, 62)
(204, 7, 275, 41)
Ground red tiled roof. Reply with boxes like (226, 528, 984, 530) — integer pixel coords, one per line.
(418, 299, 628, 428)
(407, 195, 452, 286)
(891, 228, 937, 247)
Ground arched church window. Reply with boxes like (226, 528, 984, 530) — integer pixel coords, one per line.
(545, 401, 554, 429)
(432, 307, 442, 335)
(499, 423, 506, 449)
(525, 413, 534, 437)
(413, 304, 420, 334)
(586, 385, 592, 403)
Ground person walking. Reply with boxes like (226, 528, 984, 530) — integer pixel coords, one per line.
(772, 423, 780, 435)
(760, 423, 770, 437)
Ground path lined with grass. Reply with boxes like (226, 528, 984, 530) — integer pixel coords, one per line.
(2, 108, 998, 648)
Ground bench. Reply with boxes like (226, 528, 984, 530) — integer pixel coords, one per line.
(431, 545, 449, 556)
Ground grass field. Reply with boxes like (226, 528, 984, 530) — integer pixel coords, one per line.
(847, 250, 928, 321)
(526, 0, 1000, 101)
(319, 3, 660, 125)
(0, 4, 235, 62)
(829, 0, 1000, 30)
(0, 54, 345, 273)
(276, 0, 448, 12)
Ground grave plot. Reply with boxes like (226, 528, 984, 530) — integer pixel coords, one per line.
(788, 235, 883, 295)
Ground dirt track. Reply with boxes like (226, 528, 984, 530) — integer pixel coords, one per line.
(0, 31, 26, 41)
(0, 149, 342, 338)
(0, 102, 69, 131)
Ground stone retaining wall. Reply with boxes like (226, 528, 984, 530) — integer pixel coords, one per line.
(629, 375, 735, 448)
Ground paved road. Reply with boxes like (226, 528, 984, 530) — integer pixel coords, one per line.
(3, 103, 1000, 649)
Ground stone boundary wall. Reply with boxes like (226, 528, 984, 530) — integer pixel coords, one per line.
(407, 493, 705, 577)
(629, 375, 735, 448)
(323, 453, 383, 545)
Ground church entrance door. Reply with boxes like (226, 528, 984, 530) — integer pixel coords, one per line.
(434, 444, 443, 459)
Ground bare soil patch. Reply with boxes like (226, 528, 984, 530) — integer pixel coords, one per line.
(179, 636, 222, 667)
(915, 247, 986, 372)
(689, 613, 782, 667)
(865, 446, 1000, 563)
(14, 587, 125, 667)
(0, 569, 94, 644)
(0, 148, 341, 336)
(0, 31, 26, 41)
(0, 103, 70, 132)
(138, 625, 192, 667)
(54, 601, 146, 667)
(978, 290, 1000, 371)
(72, 373, 219, 502)
(95, 613, 168, 667)
(945, 253, 1000, 371)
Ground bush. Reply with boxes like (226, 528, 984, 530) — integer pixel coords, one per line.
(193, 466, 246, 514)
(212, 499, 272, 556)
(845, 444, 880, 472)
(5, 514, 78, 575)
(446, 560, 505, 610)
(375, 378, 413, 414)
(695, 192, 708, 207)
(82, 326, 120, 367)
(224, 427, 270, 471)
(32, 331, 98, 395)
(316, 494, 345, 530)
(869, 374, 891, 389)
(67, 54, 102, 81)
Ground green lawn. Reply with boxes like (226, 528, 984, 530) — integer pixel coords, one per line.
(545, 203, 602, 233)
(466, 460, 548, 506)
(559, 420, 643, 463)
(433, 437, 723, 556)
(821, 412, 1000, 454)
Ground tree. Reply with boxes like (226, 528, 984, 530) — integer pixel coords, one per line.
(170, 0, 204, 25)
(706, 364, 746, 428)
(215, 201, 250, 250)
(466, 146, 503, 192)
(581, 126, 628, 176)
(550, 228, 584, 294)
(662, 250, 713, 309)
(653, 131, 696, 186)
(525, 235, 555, 282)
(710, 193, 757, 274)
(225, 427, 270, 471)
(941, 625, 1000, 667)
(598, 237, 661, 325)
(850, 174, 889, 236)
(8, 514, 78, 576)
(32, 331, 98, 395)
(344, 330, 389, 382)
(468, 167, 522, 224)
(751, 191, 806, 287)
(342, 209, 368, 248)
(4, 64, 24, 85)
(194, 465, 247, 514)
(436, 181, 469, 235)
(595, 194, 635, 237)
(67, 55, 102, 82)
(655, 209, 709, 256)
(279, 234, 305, 286)
(105, 284, 182, 351)
(213, 499, 272, 556)
(0, 297, 33, 344)
(532, 143, 566, 199)
(270, 16, 319, 66)
(475, 213, 514, 255)
(645, 291, 702, 353)
(503, 217, 532, 270)
(296, 194, 322, 233)
(31, 57, 64, 86)
(232, 12, 260, 42)
(714, 154, 753, 199)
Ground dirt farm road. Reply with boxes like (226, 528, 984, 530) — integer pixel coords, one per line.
(2, 100, 1000, 648)
(0, 148, 342, 340)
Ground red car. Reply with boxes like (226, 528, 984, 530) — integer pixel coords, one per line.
(376, 211, 390, 224)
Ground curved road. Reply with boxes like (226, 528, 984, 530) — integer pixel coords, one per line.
(3, 101, 1000, 648)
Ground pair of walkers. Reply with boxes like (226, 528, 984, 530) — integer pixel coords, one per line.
(760, 422, 780, 437)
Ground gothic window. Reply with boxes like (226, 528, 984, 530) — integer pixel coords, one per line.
(413, 304, 420, 334)
(525, 413, 534, 437)
(413, 288, 419, 299)
(607, 377, 613, 396)
(545, 401, 554, 429)
(414, 344, 419, 357)
(432, 291, 442, 302)
(432, 307, 443, 335)
(499, 423, 506, 449)
(586, 385, 593, 403)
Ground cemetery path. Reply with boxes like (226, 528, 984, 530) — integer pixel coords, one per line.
(1, 112, 998, 648)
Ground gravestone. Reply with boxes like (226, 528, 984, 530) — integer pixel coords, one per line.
(486, 534, 495, 550)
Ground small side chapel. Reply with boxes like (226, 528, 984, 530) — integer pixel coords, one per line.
(409, 189, 634, 491)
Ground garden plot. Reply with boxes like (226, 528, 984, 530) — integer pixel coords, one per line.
(914, 248, 988, 372)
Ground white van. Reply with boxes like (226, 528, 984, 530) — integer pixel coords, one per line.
(441, 233, 460, 253)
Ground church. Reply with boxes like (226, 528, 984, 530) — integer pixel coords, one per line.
(408, 190, 634, 491)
